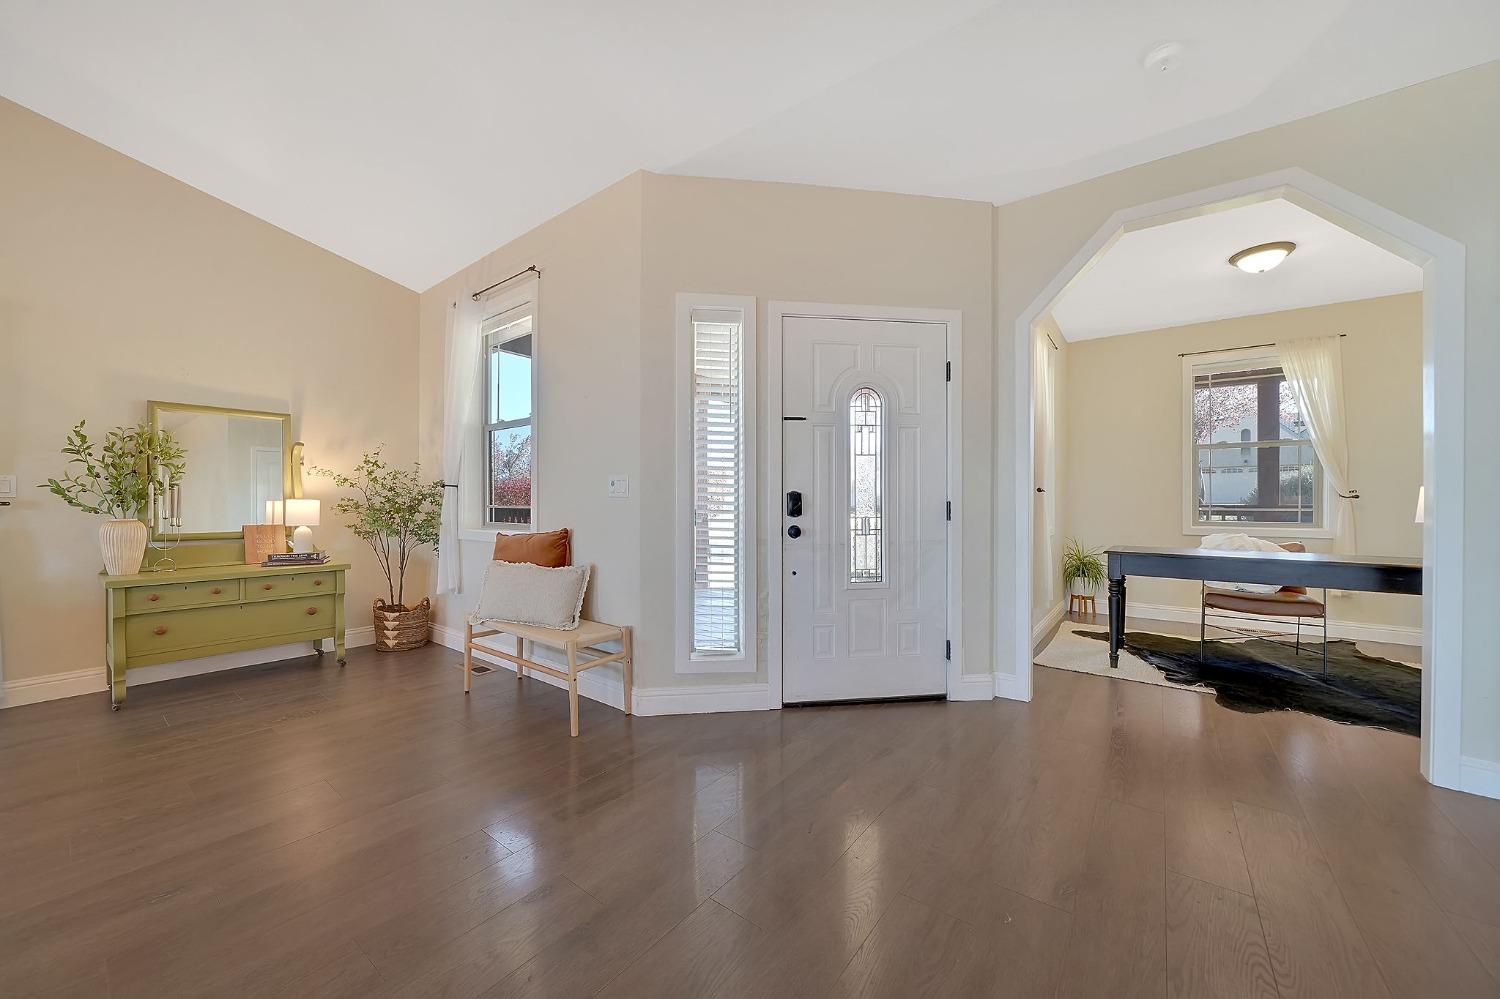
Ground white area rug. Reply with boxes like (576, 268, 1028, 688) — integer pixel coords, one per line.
(1035, 621, 1419, 692)
(1035, 621, 1213, 693)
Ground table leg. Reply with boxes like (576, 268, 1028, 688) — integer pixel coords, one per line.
(1107, 575, 1126, 668)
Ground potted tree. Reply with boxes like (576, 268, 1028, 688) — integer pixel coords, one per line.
(313, 449, 443, 652)
(41, 421, 186, 575)
(1061, 538, 1107, 601)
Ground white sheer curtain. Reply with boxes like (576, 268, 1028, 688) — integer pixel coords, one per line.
(1032, 320, 1058, 617)
(1278, 336, 1357, 553)
(437, 296, 483, 594)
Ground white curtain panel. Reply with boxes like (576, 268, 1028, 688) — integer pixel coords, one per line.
(1278, 336, 1357, 553)
(1032, 322, 1057, 611)
(437, 296, 483, 594)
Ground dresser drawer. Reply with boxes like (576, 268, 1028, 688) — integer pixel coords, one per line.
(244, 571, 337, 602)
(125, 596, 336, 654)
(125, 579, 239, 612)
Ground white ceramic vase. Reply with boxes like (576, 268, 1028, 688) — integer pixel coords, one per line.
(99, 518, 148, 576)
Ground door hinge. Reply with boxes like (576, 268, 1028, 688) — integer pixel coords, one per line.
(946, 500, 952, 522)
(945, 640, 952, 661)
(945, 360, 952, 382)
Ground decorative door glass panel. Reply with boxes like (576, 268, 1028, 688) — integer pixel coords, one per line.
(849, 387, 884, 583)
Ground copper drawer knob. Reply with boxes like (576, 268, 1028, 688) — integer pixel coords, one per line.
(306, 606, 318, 616)
(153, 626, 167, 636)
(147, 594, 160, 602)
(262, 583, 274, 590)
(313, 579, 323, 586)
(211, 587, 222, 595)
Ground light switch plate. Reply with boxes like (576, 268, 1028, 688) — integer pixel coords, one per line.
(0, 474, 16, 499)
(608, 476, 630, 499)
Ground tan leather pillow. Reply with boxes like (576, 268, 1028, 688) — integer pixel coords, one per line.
(492, 528, 571, 568)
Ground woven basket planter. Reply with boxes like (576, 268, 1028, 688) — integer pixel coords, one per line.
(373, 597, 430, 652)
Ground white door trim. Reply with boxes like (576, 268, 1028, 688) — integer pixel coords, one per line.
(767, 301, 963, 709)
(1003, 167, 1468, 793)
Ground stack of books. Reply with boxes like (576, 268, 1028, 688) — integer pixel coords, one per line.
(262, 551, 331, 567)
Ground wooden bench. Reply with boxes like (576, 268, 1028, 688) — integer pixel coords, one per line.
(463, 619, 633, 736)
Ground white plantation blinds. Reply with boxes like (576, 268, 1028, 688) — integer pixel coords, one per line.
(691, 308, 745, 655)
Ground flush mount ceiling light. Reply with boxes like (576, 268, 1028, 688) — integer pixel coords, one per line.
(1228, 241, 1296, 273)
(1143, 41, 1185, 74)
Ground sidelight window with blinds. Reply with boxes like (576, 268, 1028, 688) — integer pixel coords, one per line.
(676, 295, 757, 672)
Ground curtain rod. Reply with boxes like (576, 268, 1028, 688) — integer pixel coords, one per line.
(1044, 332, 1058, 351)
(1178, 332, 1345, 359)
(470, 264, 540, 302)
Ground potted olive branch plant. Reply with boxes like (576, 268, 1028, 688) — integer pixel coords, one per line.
(312, 449, 443, 652)
(1061, 538, 1107, 599)
(41, 420, 187, 575)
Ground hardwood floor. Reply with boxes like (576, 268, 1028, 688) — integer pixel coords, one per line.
(2, 639, 1498, 998)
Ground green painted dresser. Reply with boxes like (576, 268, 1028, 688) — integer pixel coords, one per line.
(100, 556, 349, 709)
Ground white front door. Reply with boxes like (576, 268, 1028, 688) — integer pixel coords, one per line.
(781, 316, 948, 703)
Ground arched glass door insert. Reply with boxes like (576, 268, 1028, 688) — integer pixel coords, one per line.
(849, 387, 884, 583)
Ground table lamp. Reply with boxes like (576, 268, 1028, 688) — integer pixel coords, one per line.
(284, 498, 321, 553)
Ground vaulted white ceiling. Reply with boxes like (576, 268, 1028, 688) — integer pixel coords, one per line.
(1050, 199, 1423, 341)
(2, 1, 1496, 291)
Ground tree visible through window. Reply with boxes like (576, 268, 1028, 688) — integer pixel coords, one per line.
(1190, 357, 1321, 527)
(484, 308, 534, 527)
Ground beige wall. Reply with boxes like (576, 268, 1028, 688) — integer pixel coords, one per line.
(640, 173, 996, 685)
(1055, 294, 1422, 630)
(417, 174, 644, 665)
(0, 97, 419, 687)
(994, 62, 1500, 763)
(418, 171, 994, 691)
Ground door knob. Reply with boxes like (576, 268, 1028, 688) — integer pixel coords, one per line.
(787, 525, 802, 539)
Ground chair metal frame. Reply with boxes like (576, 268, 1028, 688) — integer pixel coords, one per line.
(1198, 582, 1330, 677)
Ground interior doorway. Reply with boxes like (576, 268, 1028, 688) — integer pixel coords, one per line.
(1006, 168, 1468, 791)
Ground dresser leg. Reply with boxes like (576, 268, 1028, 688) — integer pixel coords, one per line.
(108, 617, 127, 709)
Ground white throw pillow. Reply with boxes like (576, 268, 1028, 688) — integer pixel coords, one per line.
(470, 560, 591, 630)
(1200, 532, 1289, 594)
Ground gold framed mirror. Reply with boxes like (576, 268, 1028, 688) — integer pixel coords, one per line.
(147, 401, 295, 540)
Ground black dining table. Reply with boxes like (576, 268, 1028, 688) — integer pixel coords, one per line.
(1103, 545, 1423, 667)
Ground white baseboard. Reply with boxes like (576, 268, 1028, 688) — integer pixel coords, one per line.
(949, 672, 995, 701)
(1122, 600, 1420, 648)
(1031, 601, 1066, 651)
(435, 624, 771, 716)
(633, 682, 771, 716)
(0, 626, 376, 710)
(0, 669, 103, 707)
(1459, 756, 1500, 800)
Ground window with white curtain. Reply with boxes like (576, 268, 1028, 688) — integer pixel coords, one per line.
(1185, 349, 1324, 532)
(482, 303, 536, 529)
(676, 294, 756, 672)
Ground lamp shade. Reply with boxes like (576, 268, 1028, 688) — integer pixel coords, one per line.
(265, 499, 284, 524)
(1414, 486, 1425, 524)
(284, 498, 320, 528)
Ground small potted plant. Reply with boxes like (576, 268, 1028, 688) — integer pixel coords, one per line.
(313, 449, 443, 652)
(41, 421, 187, 575)
(1061, 538, 1107, 599)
